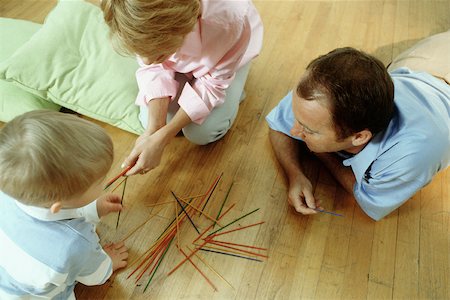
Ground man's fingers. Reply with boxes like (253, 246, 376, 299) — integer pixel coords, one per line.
(288, 194, 318, 215)
(303, 189, 317, 210)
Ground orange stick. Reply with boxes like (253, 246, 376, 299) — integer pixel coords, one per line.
(195, 174, 222, 212)
(175, 201, 180, 248)
(104, 165, 132, 189)
(128, 201, 192, 271)
(207, 239, 267, 251)
(192, 203, 236, 244)
(179, 248, 217, 291)
(167, 239, 209, 276)
(110, 177, 127, 193)
(145, 200, 175, 207)
(186, 246, 235, 290)
(119, 213, 158, 243)
(176, 196, 224, 227)
(179, 193, 208, 201)
(209, 221, 265, 239)
(207, 240, 268, 258)
(135, 233, 173, 282)
(195, 244, 259, 258)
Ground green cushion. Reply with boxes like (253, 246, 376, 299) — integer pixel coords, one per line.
(0, 0, 144, 134)
(0, 18, 61, 122)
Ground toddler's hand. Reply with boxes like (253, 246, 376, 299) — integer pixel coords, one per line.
(97, 193, 122, 218)
(104, 242, 128, 271)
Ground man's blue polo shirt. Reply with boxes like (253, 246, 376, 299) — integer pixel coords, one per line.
(266, 68, 450, 220)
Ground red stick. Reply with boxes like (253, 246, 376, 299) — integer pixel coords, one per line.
(195, 174, 222, 212)
(208, 221, 265, 239)
(135, 232, 174, 282)
(192, 203, 236, 244)
(104, 165, 132, 189)
(207, 239, 267, 251)
(207, 240, 269, 258)
(167, 239, 209, 276)
(179, 248, 217, 291)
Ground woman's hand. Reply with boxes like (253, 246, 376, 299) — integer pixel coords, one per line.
(122, 129, 170, 176)
(122, 106, 192, 176)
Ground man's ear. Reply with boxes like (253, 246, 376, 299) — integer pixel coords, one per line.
(50, 201, 62, 214)
(351, 129, 372, 147)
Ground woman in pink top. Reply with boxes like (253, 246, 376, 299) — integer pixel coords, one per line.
(101, 0, 263, 176)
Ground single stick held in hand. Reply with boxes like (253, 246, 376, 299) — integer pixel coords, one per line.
(105, 165, 132, 190)
(313, 208, 344, 217)
(116, 177, 128, 229)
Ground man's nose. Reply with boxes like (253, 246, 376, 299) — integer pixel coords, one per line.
(290, 123, 305, 138)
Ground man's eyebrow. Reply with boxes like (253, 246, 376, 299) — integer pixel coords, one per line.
(295, 118, 318, 133)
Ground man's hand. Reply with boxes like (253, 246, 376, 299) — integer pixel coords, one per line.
(287, 173, 322, 215)
(96, 193, 122, 218)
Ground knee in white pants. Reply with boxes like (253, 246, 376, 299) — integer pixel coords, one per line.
(182, 119, 232, 145)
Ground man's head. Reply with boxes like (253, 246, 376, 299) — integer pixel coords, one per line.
(0, 110, 113, 208)
(291, 47, 395, 153)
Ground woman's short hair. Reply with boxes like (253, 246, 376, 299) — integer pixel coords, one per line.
(296, 47, 395, 139)
(101, 0, 200, 64)
(0, 110, 113, 206)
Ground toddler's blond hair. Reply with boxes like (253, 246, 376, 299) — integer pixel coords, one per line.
(101, 0, 200, 63)
(0, 110, 113, 206)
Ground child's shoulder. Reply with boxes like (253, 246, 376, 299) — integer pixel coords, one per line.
(201, 0, 251, 22)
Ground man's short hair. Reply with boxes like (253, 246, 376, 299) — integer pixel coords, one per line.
(296, 47, 395, 139)
(0, 110, 113, 206)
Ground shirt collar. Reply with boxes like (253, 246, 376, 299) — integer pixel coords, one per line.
(342, 131, 384, 183)
(15, 200, 84, 222)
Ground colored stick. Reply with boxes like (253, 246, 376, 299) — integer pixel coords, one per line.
(207, 208, 260, 236)
(186, 246, 235, 290)
(195, 244, 258, 257)
(143, 237, 174, 292)
(313, 208, 344, 217)
(200, 172, 223, 215)
(145, 200, 175, 207)
(209, 221, 265, 239)
(167, 239, 209, 276)
(192, 203, 236, 244)
(198, 248, 263, 262)
(174, 201, 180, 248)
(119, 213, 158, 243)
(207, 239, 267, 251)
(196, 174, 223, 212)
(104, 165, 132, 190)
(213, 182, 234, 228)
(176, 195, 224, 227)
(110, 177, 127, 193)
(207, 240, 268, 258)
(116, 177, 128, 229)
(171, 191, 200, 234)
(179, 248, 217, 291)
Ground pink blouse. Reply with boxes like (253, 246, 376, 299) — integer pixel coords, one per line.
(135, 0, 263, 124)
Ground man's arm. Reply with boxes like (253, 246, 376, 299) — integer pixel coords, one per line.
(268, 128, 320, 214)
(314, 152, 356, 194)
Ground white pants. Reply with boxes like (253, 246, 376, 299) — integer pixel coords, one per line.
(139, 63, 251, 145)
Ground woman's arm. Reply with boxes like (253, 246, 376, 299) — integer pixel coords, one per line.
(123, 99, 191, 176)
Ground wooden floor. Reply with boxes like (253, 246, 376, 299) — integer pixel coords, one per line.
(1, 1, 449, 299)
